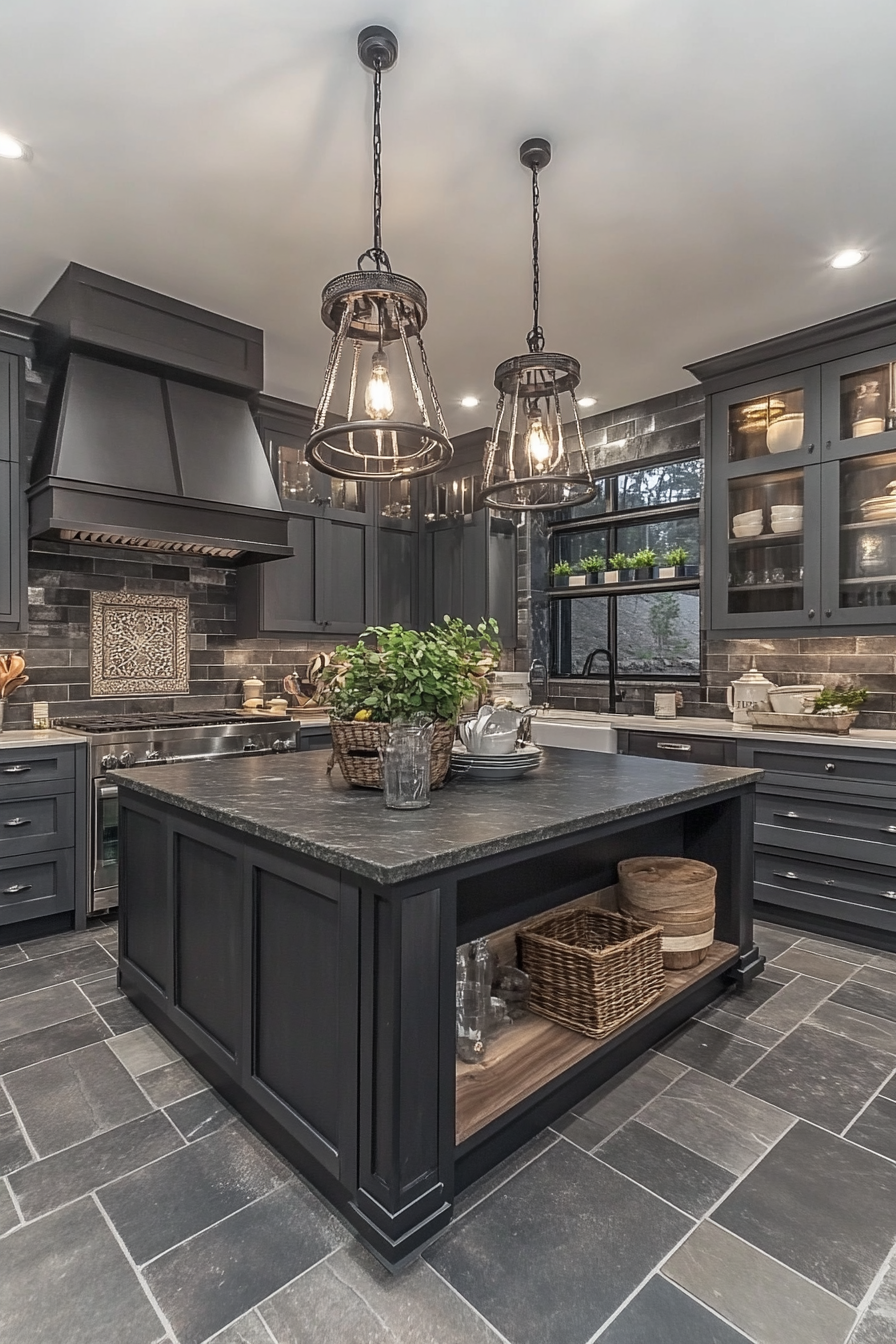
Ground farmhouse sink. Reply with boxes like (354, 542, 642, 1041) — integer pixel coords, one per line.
(529, 716, 618, 754)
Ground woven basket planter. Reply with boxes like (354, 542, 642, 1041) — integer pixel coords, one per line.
(617, 856, 717, 969)
(328, 718, 456, 791)
(517, 908, 665, 1039)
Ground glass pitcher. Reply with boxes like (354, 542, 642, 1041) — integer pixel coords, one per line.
(382, 718, 433, 809)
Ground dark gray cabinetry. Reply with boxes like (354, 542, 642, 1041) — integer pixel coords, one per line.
(689, 300, 896, 637)
(0, 313, 39, 632)
(0, 740, 88, 939)
(617, 729, 737, 767)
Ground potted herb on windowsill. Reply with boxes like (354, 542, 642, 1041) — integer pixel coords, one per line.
(579, 554, 606, 586)
(604, 553, 633, 584)
(551, 561, 572, 588)
(658, 546, 696, 579)
(631, 548, 658, 581)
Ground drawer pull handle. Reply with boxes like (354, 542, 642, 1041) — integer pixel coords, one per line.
(775, 871, 801, 880)
(657, 742, 691, 752)
(3, 883, 31, 894)
(2, 765, 29, 774)
(882, 892, 896, 901)
(882, 826, 896, 835)
(3, 817, 31, 828)
(824, 763, 836, 773)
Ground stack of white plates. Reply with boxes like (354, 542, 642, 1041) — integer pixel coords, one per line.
(450, 743, 542, 781)
(770, 504, 803, 534)
(732, 509, 763, 539)
(860, 494, 896, 521)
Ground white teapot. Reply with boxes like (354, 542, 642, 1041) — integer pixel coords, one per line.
(727, 660, 775, 724)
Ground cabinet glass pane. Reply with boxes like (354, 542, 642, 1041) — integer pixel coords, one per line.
(839, 363, 896, 442)
(380, 477, 412, 519)
(727, 468, 804, 615)
(837, 448, 896, 609)
(423, 474, 481, 521)
(728, 388, 805, 461)
(276, 443, 365, 512)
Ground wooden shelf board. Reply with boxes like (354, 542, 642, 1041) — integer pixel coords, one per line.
(455, 939, 738, 1146)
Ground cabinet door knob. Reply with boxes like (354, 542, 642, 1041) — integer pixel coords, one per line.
(807, 443, 815, 453)
(824, 762, 836, 773)
(824, 610, 832, 618)
(808, 609, 816, 618)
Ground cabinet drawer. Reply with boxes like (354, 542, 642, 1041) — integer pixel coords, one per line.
(0, 748, 75, 787)
(749, 745, 896, 789)
(625, 732, 736, 766)
(755, 849, 896, 934)
(756, 790, 896, 868)
(0, 791, 74, 857)
(0, 849, 75, 925)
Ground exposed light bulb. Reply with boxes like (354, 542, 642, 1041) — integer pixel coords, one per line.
(525, 412, 553, 471)
(830, 249, 866, 269)
(0, 132, 30, 161)
(577, 396, 597, 408)
(460, 395, 479, 408)
(364, 349, 394, 420)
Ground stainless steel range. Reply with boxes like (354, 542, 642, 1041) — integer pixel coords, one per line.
(54, 710, 299, 914)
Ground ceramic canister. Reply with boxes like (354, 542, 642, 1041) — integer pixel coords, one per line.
(726, 659, 775, 724)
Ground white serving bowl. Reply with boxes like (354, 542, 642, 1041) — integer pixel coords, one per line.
(733, 524, 763, 538)
(771, 506, 803, 517)
(475, 730, 519, 756)
(767, 413, 804, 454)
(770, 520, 802, 534)
(768, 684, 823, 715)
(733, 510, 763, 524)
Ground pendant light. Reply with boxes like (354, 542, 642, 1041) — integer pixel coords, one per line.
(481, 139, 596, 512)
(305, 27, 453, 481)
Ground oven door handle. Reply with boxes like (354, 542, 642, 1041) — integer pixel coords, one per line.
(97, 784, 118, 801)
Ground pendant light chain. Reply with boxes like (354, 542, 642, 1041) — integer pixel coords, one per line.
(359, 56, 391, 273)
(526, 164, 545, 354)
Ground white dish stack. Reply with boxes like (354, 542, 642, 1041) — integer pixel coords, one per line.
(732, 509, 763, 538)
(770, 504, 803, 534)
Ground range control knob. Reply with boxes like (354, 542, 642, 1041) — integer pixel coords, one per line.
(101, 754, 119, 771)
(271, 738, 291, 753)
(243, 739, 258, 751)
(144, 750, 161, 763)
(118, 751, 136, 768)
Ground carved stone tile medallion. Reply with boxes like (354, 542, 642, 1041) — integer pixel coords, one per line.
(90, 592, 190, 697)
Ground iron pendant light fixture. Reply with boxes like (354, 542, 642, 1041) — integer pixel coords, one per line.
(305, 26, 453, 481)
(482, 139, 596, 512)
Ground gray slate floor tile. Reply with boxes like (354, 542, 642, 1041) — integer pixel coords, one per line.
(832, 980, 896, 1025)
(638, 1067, 793, 1175)
(599, 1274, 753, 1344)
(663, 1218, 856, 1344)
(759, 963, 798, 985)
(696, 1002, 784, 1047)
(0, 1011, 111, 1076)
(4, 1040, 152, 1156)
(849, 1259, 896, 1344)
(0, 1111, 31, 1176)
(0, 945, 115, 1002)
(106, 1025, 180, 1077)
(0, 944, 26, 969)
(853, 964, 896, 996)
(0, 1180, 19, 1235)
(773, 947, 858, 983)
(0, 1197, 163, 1344)
(9, 1110, 184, 1221)
(165, 1088, 234, 1142)
(794, 937, 875, 966)
(657, 1018, 768, 1082)
(596, 1119, 735, 1217)
(736, 1024, 894, 1132)
(97, 1122, 291, 1264)
(143, 1180, 347, 1344)
(209, 1312, 273, 1343)
(569, 1049, 687, 1141)
(0, 981, 91, 1043)
(870, 951, 896, 971)
(754, 924, 803, 962)
(749, 975, 835, 1031)
(881, 1073, 896, 1102)
(808, 1000, 896, 1055)
(139, 1058, 207, 1107)
(454, 1131, 558, 1220)
(714, 1119, 896, 1307)
(425, 1138, 692, 1344)
(550, 1109, 607, 1152)
(260, 1241, 506, 1344)
(96, 995, 150, 1034)
(709, 976, 783, 1020)
(844, 1097, 896, 1164)
(76, 972, 122, 1006)
(21, 926, 116, 960)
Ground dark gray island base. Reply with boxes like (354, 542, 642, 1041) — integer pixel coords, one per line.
(114, 747, 763, 1269)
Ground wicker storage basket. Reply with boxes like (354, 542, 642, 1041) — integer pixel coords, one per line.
(328, 718, 456, 791)
(517, 908, 665, 1039)
(617, 856, 717, 970)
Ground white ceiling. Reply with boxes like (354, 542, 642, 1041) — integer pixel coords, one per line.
(2, 0, 896, 430)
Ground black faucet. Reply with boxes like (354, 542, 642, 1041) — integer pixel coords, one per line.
(581, 646, 617, 714)
(528, 658, 549, 709)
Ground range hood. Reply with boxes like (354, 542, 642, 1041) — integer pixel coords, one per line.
(28, 266, 291, 563)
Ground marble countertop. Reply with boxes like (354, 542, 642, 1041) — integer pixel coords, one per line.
(0, 728, 88, 747)
(111, 747, 759, 885)
(540, 710, 896, 751)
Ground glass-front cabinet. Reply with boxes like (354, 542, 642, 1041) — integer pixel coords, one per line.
(693, 303, 896, 634)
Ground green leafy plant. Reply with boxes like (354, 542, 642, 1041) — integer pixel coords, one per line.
(663, 546, 689, 566)
(579, 554, 606, 573)
(609, 553, 631, 571)
(631, 548, 657, 569)
(813, 684, 868, 714)
(316, 619, 502, 724)
(551, 561, 572, 577)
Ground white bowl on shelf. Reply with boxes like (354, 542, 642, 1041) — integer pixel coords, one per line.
(770, 520, 802, 534)
(768, 684, 823, 715)
(733, 510, 763, 524)
(732, 524, 763, 538)
(766, 413, 804, 454)
(771, 505, 803, 517)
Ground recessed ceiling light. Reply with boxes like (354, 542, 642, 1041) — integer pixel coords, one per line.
(577, 396, 597, 408)
(0, 132, 31, 161)
(830, 249, 866, 269)
(460, 395, 479, 408)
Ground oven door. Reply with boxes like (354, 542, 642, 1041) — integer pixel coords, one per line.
(92, 781, 119, 913)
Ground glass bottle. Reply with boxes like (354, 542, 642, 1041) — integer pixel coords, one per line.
(456, 946, 486, 1063)
(853, 381, 885, 438)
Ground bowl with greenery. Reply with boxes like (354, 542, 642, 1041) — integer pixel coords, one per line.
(605, 553, 633, 584)
(631, 548, 658, 581)
(316, 618, 502, 789)
(579, 554, 606, 585)
(551, 561, 572, 587)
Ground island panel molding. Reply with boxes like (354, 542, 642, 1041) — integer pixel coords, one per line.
(90, 590, 190, 697)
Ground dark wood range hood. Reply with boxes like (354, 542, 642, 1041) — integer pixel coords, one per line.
(27, 265, 292, 563)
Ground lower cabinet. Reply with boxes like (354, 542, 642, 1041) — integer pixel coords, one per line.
(619, 730, 737, 767)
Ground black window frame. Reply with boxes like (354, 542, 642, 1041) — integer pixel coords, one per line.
(548, 452, 702, 681)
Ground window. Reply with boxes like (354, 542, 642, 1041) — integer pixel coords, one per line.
(550, 457, 702, 679)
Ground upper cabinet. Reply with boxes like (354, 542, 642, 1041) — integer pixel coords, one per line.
(689, 301, 896, 636)
(0, 312, 39, 633)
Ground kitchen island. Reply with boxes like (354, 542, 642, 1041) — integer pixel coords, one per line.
(114, 747, 762, 1268)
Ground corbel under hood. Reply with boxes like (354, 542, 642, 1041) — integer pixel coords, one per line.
(27, 265, 291, 563)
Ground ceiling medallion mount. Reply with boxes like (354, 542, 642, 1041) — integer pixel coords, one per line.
(306, 25, 452, 482)
(481, 139, 596, 513)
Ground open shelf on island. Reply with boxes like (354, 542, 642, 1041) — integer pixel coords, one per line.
(455, 938, 739, 1145)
